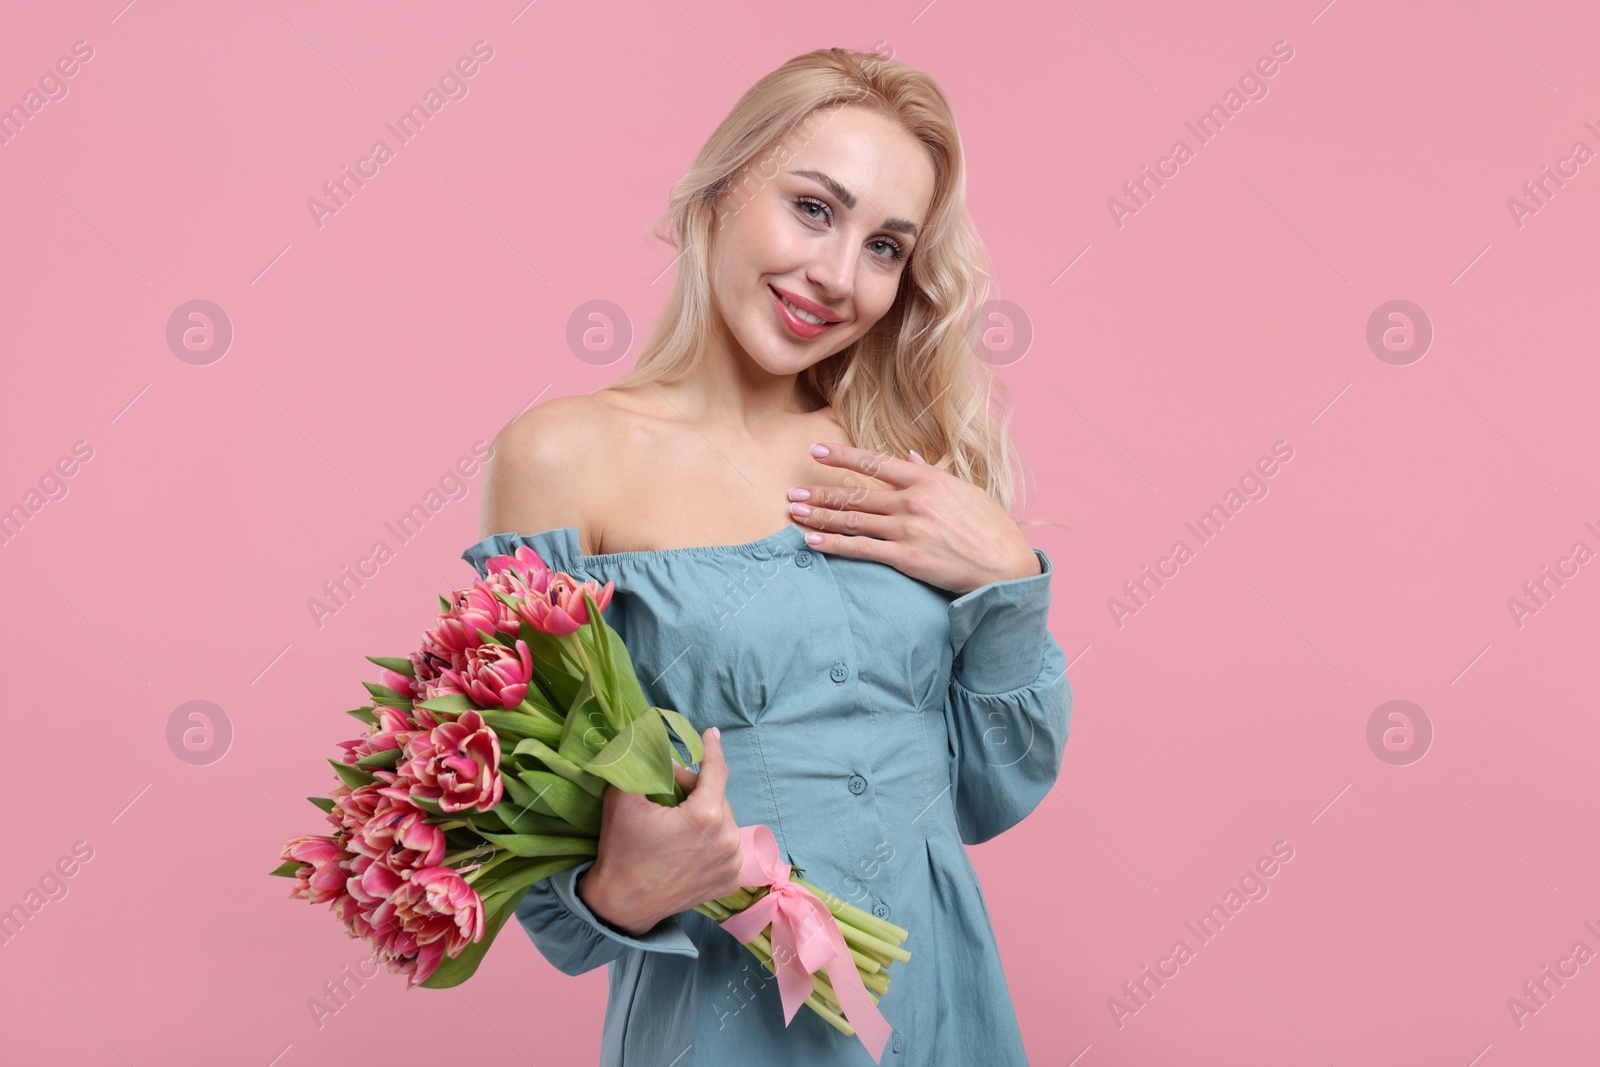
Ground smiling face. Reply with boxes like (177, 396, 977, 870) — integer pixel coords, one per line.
(705, 105, 938, 380)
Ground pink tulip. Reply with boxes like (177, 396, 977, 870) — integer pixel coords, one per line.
(326, 781, 385, 836)
(336, 705, 419, 766)
(448, 638, 534, 710)
(514, 572, 615, 635)
(426, 585, 506, 658)
(348, 793, 448, 871)
(281, 835, 350, 905)
(396, 866, 486, 956)
(487, 545, 552, 596)
(403, 710, 504, 813)
(409, 645, 453, 686)
(381, 667, 418, 699)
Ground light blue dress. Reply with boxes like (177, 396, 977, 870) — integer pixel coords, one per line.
(461, 523, 1071, 1065)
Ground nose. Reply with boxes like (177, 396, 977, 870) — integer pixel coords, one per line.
(805, 235, 854, 306)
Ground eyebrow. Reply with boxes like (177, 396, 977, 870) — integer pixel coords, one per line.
(790, 168, 919, 239)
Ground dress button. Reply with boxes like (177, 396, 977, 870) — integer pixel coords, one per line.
(872, 898, 889, 919)
(847, 774, 867, 795)
(829, 661, 849, 683)
(795, 550, 812, 568)
(892, 1033, 903, 1054)
(953, 653, 963, 671)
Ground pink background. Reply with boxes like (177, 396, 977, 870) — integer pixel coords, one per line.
(3, 1, 1597, 1063)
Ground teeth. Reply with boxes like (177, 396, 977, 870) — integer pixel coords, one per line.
(780, 294, 828, 326)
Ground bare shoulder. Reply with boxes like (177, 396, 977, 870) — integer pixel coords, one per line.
(480, 394, 621, 542)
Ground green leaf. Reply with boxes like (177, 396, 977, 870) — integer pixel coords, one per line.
(355, 747, 404, 768)
(268, 859, 303, 878)
(411, 794, 446, 816)
(474, 627, 513, 648)
(307, 796, 336, 813)
(439, 593, 452, 613)
(328, 757, 376, 790)
(558, 675, 610, 764)
(515, 770, 601, 835)
(366, 655, 415, 677)
(657, 708, 705, 766)
(601, 626, 651, 724)
(476, 830, 598, 858)
(476, 854, 591, 901)
(512, 736, 608, 797)
(418, 693, 476, 713)
(586, 708, 674, 795)
(362, 681, 413, 708)
(478, 709, 563, 745)
(484, 803, 587, 837)
(346, 705, 379, 726)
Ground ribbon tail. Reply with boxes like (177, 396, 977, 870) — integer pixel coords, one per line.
(819, 914, 892, 1063)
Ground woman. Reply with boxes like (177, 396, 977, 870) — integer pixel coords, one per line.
(463, 47, 1071, 1065)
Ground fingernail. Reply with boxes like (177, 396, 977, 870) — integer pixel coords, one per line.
(909, 449, 924, 462)
(804, 531, 822, 545)
(708, 726, 720, 739)
(809, 443, 830, 457)
(789, 501, 812, 516)
(788, 487, 810, 501)
(671, 756, 683, 769)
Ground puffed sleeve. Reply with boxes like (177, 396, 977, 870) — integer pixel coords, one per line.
(943, 546, 1072, 845)
(459, 531, 701, 975)
(512, 861, 700, 977)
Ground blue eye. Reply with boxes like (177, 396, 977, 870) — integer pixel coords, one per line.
(793, 197, 907, 262)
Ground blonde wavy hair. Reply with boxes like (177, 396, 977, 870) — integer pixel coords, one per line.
(606, 47, 1039, 522)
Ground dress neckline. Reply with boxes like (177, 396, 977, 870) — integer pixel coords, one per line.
(556, 522, 808, 565)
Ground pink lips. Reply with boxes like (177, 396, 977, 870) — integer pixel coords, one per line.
(770, 285, 838, 340)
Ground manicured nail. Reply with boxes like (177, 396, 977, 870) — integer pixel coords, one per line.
(804, 531, 822, 544)
(708, 726, 720, 739)
(788, 487, 811, 501)
(789, 501, 812, 516)
(809, 443, 830, 457)
(908, 449, 925, 462)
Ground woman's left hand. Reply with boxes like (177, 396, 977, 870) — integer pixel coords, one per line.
(788, 442, 1041, 596)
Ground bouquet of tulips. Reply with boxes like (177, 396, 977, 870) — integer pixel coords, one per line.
(272, 543, 909, 1054)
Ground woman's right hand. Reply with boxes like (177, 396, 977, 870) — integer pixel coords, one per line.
(576, 726, 746, 936)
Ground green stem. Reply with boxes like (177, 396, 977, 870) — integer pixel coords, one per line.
(793, 876, 910, 943)
(462, 849, 514, 885)
(442, 843, 497, 865)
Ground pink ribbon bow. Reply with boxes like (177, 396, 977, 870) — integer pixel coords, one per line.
(717, 823, 893, 1063)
